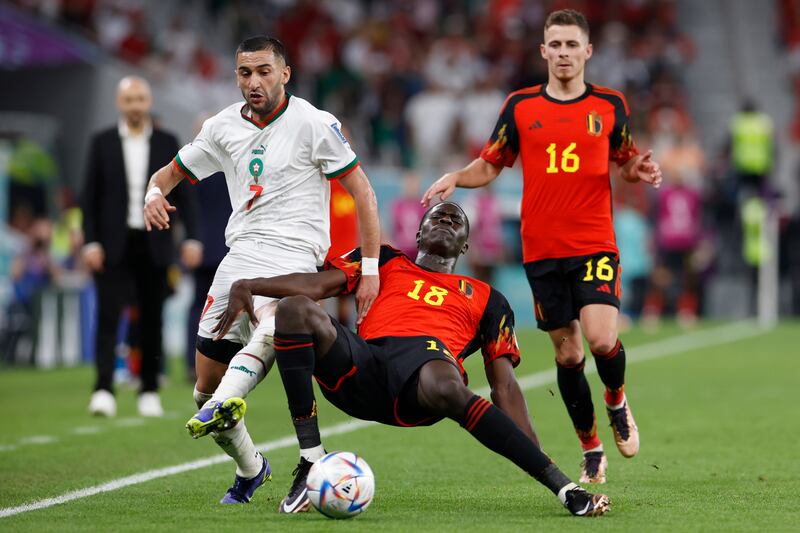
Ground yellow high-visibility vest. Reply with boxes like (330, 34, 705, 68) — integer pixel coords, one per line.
(741, 196, 768, 266)
(731, 112, 774, 175)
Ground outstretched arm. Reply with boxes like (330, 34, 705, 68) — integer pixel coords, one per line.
(143, 161, 186, 231)
(485, 356, 541, 448)
(421, 158, 503, 207)
(212, 269, 348, 340)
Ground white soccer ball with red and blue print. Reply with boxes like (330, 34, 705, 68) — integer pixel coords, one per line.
(306, 451, 375, 519)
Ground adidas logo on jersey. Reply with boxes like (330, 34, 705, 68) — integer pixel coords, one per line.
(596, 283, 611, 294)
(529, 120, 543, 130)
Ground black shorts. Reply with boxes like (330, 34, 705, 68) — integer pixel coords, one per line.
(524, 251, 621, 331)
(314, 319, 455, 427)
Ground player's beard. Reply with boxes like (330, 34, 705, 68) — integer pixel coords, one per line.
(247, 85, 284, 119)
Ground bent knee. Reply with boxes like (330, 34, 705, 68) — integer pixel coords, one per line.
(554, 342, 584, 366)
(275, 295, 320, 328)
(418, 367, 470, 416)
(587, 334, 618, 356)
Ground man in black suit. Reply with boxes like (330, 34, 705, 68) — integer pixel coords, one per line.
(82, 76, 200, 417)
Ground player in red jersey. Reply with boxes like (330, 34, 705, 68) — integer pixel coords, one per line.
(210, 202, 610, 517)
(326, 179, 359, 326)
(422, 9, 663, 484)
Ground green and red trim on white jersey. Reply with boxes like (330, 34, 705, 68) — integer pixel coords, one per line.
(173, 154, 198, 184)
(324, 157, 360, 180)
(240, 93, 291, 129)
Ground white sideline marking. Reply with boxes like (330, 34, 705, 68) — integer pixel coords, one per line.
(18, 436, 58, 446)
(113, 418, 146, 428)
(72, 426, 104, 436)
(0, 321, 765, 519)
(0, 445, 18, 453)
(0, 421, 369, 519)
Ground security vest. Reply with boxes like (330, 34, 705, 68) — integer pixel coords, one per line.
(730, 112, 774, 175)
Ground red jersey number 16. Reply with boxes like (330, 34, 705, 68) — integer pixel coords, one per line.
(546, 142, 580, 174)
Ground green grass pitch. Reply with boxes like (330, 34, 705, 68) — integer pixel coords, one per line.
(1, 321, 799, 532)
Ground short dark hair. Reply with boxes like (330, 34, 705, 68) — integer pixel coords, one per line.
(420, 201, 470, 236)
(235, 36, 289, 64)
(544, 9, 590, 40)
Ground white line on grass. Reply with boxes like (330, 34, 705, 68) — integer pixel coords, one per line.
(17, 436, 58, 446)
(72, 426, 105, 436)
(0, 320, 766, 519)
(8, 416, 161, 453)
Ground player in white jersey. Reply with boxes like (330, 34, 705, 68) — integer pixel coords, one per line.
(142, 36, 380, 505)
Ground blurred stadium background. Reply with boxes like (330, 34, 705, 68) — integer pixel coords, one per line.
(0, 1, 798, 381)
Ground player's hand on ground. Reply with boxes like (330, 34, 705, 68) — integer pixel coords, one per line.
(631, 150, 663, 189)
(180, 241, 203, 269)
(421, 173, 458, 208)
(355, 274, 379, 325)
(82, 245, 105, 272)
(143, 192, 177, 231)
(212, 280, 258, 340)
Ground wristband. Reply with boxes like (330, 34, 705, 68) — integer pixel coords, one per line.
(361, 257, 379, 276)
(144, 187, 163, 205)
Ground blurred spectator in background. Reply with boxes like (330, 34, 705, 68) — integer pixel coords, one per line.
(729, 99, 775, 200)
(390, 171, 427, 258)
(460, 65, 507, 159)
(81, 76, 200, 418)
(2, 218, 60, 364)
(727, 99, 776, 314)
(644, 131, 705, 328)
(7, 136, 58, 217)
(463, 184, 505, 285)
(613, 186, 653, 326)
(404, 78, 459, 171)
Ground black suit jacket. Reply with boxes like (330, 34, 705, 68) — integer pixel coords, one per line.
(81, 126, 199, 268)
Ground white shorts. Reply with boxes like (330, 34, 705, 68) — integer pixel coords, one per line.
(197, 240, 319, 345)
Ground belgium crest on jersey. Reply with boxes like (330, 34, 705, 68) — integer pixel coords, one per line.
(587, 111, 602, 137)
(458, 279, 474, 298)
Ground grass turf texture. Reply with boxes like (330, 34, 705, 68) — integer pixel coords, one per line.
(1, 321, 799, 531)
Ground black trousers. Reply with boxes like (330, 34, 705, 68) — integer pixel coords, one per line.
(185, 266, 216, 374)
(93, 230, 168, 393)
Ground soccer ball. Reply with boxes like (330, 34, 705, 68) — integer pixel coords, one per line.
(306, 451, 375, 519)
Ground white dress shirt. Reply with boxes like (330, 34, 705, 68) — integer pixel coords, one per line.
(119, 119, 152, 230)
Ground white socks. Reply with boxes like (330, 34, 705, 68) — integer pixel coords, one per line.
(193, 387, 213, 409)
(558, 482, 580, 504)
(300, 444, 326, 463)
(198, 315, 279, 481)
(211, 337, 274, 403)
(212, 421, 263, 478)
(204, 331, 276, 479)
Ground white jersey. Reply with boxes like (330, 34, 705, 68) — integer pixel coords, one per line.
(174, 94, 359, 264)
